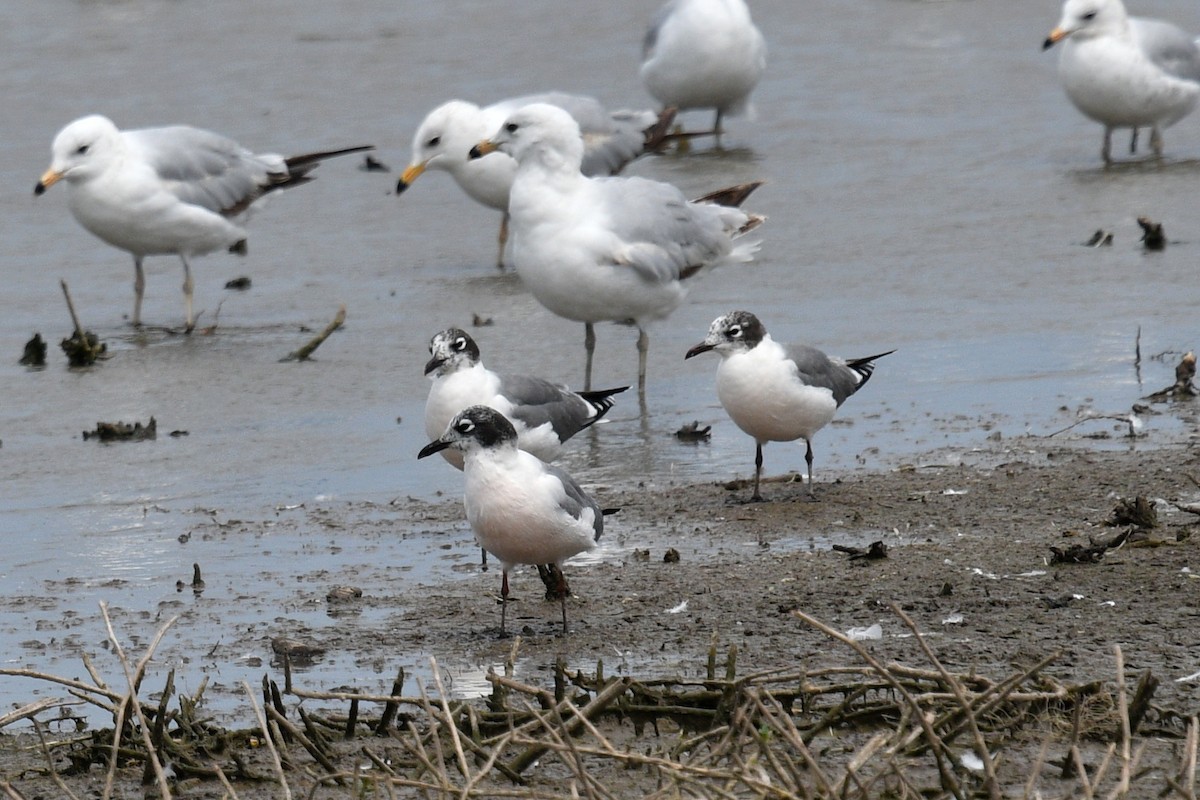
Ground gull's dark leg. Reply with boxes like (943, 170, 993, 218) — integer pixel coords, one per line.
(752, 442, 764, 501)
(1102, 127, 1114, 166)
(1150, 125, 1163, 159)
(480, 547, 488, 571)
(1129, 127, 1139, 154)
(557, 568, 569, 635)
(805, 439, 816, 500)
(500, 569, 510, 636)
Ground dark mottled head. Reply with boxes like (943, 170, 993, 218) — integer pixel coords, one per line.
(424, 327, 481, 377)
(417, 405, 518, 460)
(684, 310, 766, 359)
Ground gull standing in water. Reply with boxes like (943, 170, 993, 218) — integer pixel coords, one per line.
(35, 115, 371, 331)
(1043, 0, 1200, 164)
(686, 311, 893, 502)
(419, 406, 605, 635)
(470, 103, 763, 396)
(397, 94, 674, 267)
(641, 0, 766, 137)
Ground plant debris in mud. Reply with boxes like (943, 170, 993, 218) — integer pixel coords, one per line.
(19, 333, 46, 367)
(81, 417, 157, 442)
(2, 605, 1199, 800)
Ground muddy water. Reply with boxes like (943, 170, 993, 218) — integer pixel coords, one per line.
(1, 0, 1198, 720)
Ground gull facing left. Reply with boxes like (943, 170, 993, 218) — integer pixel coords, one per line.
(424, 327, 628, 471)
(686, 311, 893, 502)
(470, 103, 763, 395)
(35, 114, 371, 331)
(1043, 0, 1200, 164)
(418, 405, 604, 635)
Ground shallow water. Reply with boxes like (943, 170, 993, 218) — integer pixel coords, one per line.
(1, 0, 1198, 720)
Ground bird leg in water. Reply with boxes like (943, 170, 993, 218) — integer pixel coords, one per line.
(583, 322, 596, 391)
(181, 254, 196, 333)
(133, 256, 146, 328)
(496, 212, 509, 270)
(636, 327, 650, 398)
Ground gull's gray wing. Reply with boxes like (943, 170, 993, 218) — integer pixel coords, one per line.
(593, 175, 744, 283)
(125, 125, 285, 216)
(499, 374, 594, 441)
(1132, 17, 1200, 82)
(546, 463, 604, 541)
(785, 344, 863, 406)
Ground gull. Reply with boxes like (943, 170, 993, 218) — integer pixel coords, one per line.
(418, 405, 605, 635)
(424, 327, 628, 470)
(35, 114, 371, 331)
(1043, 0, 1200, 164)
(685, 311, 893, 501)
(641, 0, 767, 137)
(396, 94, 674, 268)
(469, 103, 763, 395)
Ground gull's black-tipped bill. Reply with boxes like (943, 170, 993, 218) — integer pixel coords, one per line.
(418, 439, 452, 459)
(685, 342, 715, 359)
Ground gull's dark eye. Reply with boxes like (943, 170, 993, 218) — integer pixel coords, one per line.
(1081, 10, 1096, 20)
(505, 122, 518, 133)
(453, 337, 466, 351)
(426, 136, 441, 148)
(75, 144, 89, 155)
(455, 419, 476, 435)
(728, 324, 743, 338)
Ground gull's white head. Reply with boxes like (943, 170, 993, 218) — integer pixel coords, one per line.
(398, 101, 489, 191)
(35, 114, 122, 194)
(1045, 0, 1130, 48)
(471, 103, 585, 170)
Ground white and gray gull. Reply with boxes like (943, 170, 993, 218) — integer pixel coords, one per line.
(418, 405, 606, 635)
(1043, 0, 1200, 164)
(641, 0, 766, 137)
(35, 114, 371, 331)
(424, 327, 628, 471)
(685, 311, 894, 502)
(469, 103, 763, 396)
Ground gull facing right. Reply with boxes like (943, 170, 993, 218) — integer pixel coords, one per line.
(1043, 0, 1200, 164)
(686, 311, 893, 502)
(418, 405, 604, 635)
(470, 103, 763, 395)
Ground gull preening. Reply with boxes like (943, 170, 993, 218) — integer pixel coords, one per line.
(35, 114, 371, 331)
(469, 103, 764, 396)
(641, 0, 767, 136)
(397, 94, 674, 267)
(1043, 0, 1200, 164)
(418, 405, 605, 635)
(686, 311, 893, 502)
(424, 327, 628, 471)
